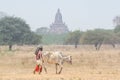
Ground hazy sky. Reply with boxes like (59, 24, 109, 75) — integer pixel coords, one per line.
(0, 0, 120, 31)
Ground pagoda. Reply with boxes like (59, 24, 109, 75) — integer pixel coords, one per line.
(49, 9, 69, 34)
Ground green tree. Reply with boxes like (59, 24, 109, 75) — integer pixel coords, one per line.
(0, 16, 41, 50)
(113, 23, 120, 44)
(114, 25, 120, 33)
(81, 29, 116, 50)
(65, 30, 82, 48)
(22, 32, 42, 45)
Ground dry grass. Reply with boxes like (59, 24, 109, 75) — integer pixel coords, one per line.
(0, 45, 120, 80)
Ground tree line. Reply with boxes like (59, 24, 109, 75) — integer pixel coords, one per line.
(35, 25, 120, 51)
(1, 16, 120, 51)
(0, 16, 41, 50)
(65, 26, 120, 50)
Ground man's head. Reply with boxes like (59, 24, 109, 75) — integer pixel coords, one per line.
(35, 45, 43, 55)
(38, 46, 43, 51)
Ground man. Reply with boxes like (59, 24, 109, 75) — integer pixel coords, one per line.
(33, 46, 43, 74)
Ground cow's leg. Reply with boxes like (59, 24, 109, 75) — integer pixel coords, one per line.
(58, 66, 63, 74)
(58, 61, 63, 74)
(55, 64, 58, 74)
(42, 63, 47, 74)
(44, 66, 47, 74)
(58, 64, 63, 74)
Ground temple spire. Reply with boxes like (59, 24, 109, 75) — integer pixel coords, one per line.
(54, 8, 63, 24)
(50, 9, 69, 34)
(58, 8, 60, 12)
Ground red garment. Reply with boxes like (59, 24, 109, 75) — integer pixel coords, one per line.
(35, 65, 42, 72)
(35, 65, 39, 72)
(36, 51, 42, 60)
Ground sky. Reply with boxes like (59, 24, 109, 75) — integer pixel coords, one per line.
(0, 0, 120, 31)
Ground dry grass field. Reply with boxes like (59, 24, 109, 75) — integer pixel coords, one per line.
(0, 45, 120, 80)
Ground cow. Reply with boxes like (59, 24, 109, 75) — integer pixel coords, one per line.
(42, 51, 72, 74)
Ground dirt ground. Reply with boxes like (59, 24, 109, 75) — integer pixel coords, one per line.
(0, 45, 120, 80)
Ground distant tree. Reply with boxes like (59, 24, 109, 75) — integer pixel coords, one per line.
(0, 16, 41, 50)
(81, 29, 116, 50)
(65, 30, 82, 48)
(22, 32, 42, 45)
(36, 27, 49, 35)
(114, 25, 120, 33)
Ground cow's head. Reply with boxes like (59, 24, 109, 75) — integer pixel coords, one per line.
(66, 55, 72, 64)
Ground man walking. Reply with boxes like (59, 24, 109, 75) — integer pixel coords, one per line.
(33, 46, 43, 74)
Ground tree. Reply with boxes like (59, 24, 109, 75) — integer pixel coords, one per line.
(22, 32, 42, 45)
(65, 30, 82, 48)
(0, 16, 41, 50)
(114, 25, 120, 33)
(81, 29, 116, 50)
(36, 27, 49, 35)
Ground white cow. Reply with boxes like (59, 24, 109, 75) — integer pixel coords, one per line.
(42, 51, 72, 74)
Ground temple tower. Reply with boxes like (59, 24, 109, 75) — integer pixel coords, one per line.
(49, 9, 69, 34)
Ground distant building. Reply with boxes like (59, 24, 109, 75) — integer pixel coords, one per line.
(113, 16, 120, 26)
(49, 9, 69, 34)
